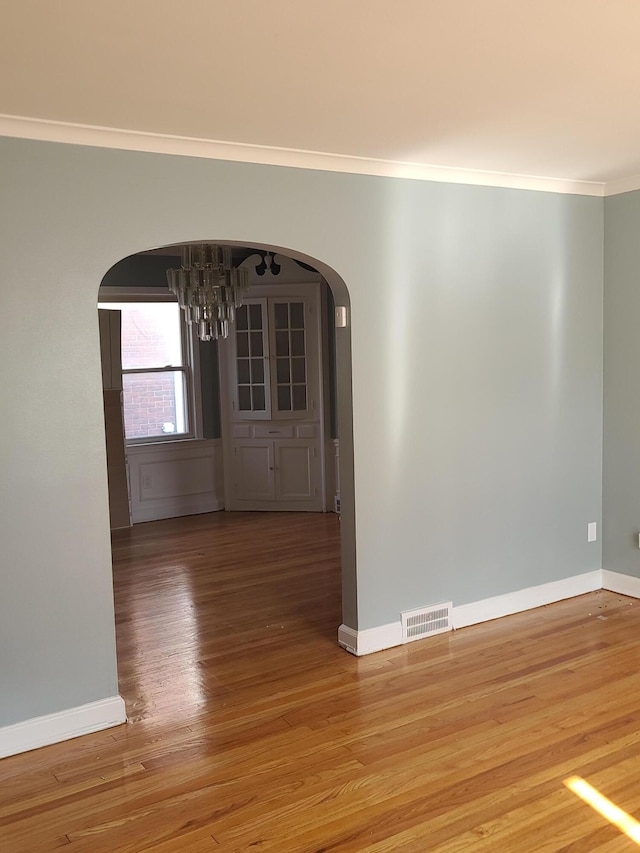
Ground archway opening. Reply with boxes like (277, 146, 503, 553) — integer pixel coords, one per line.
(97, 239, 356, 719)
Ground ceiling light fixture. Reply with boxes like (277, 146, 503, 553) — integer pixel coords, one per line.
(166, 244, 249, 342)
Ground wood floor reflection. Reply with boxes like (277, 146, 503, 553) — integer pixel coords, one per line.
(2, 512, 640, 851)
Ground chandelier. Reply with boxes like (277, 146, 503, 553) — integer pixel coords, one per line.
(166, 244, 249, 341)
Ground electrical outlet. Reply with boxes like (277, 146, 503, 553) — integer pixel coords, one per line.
(142, 474, 152, 490)
(587, 522, 597, 543)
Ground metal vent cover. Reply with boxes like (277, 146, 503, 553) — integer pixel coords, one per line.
(401, 602, 452, 642)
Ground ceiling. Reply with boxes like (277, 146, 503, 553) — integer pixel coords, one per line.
(2, 1, 640, 195)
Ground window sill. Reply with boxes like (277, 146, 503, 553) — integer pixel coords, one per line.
(126, 436, 220, 450)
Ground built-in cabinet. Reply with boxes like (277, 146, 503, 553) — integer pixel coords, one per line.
(221, 258, 327, 511)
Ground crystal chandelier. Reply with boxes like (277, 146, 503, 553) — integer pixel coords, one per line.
(166, 244, 249, 341)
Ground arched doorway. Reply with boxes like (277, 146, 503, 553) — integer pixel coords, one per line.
(98, 240, 357, 638)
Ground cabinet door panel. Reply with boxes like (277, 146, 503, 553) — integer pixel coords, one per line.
(275, 443, 316, 501)
(233, 442, 274, 500)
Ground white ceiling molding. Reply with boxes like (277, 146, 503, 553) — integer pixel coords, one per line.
(603, 174, 640, 197)
(0, 113, 607, 198)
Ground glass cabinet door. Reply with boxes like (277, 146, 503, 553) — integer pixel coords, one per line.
(270, 300, 309, 416)
(229, 295, 317, 422)
(232, 301, 270, 418)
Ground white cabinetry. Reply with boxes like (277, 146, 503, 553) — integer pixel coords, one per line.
(231, 428, 322, 506)
(221, 259, 326, 511)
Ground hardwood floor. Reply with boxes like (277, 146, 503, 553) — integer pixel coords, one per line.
(2, 512, 640, 851)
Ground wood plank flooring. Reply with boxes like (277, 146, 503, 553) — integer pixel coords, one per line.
(2, 512, 640, 851)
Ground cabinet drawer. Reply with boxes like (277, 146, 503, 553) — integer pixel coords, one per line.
(253, 424, 294, 438)
(296, 423, 317, 438)
(232, 424, 252, 438)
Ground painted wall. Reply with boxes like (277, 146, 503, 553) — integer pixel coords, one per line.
(353, 181, 603, 626)
(603, 191, 640, 577)
(0, 136, 603, 727)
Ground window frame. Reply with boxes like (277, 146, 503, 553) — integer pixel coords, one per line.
(98, 286, 203, 445)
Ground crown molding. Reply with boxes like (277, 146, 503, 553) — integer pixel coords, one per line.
(603, 173, 640, 197)
(0, 113, 608, 197)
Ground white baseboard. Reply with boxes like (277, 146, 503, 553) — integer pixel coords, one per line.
(601, 569, 640, 598)
(338, 621, 403, 656)
(132, 496, 224, 523)
(452, 570, 602, 629)
(338, 570, 605, 657)
(337, 625, 358, 654)
(0, 696, 127, 760)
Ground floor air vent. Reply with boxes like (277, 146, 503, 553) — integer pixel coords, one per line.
(401, 602, 452, 643)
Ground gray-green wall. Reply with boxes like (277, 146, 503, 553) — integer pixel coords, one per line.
(603, 191, 640, 577)
(0, 136, 604, 728)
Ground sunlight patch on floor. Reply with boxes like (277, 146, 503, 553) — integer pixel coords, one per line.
(564, 776, 640, 845)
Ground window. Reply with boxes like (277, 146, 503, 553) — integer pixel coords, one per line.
(99, 300, 194, 442)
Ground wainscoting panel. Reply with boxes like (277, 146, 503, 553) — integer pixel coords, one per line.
(127, 439, 224, 523)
